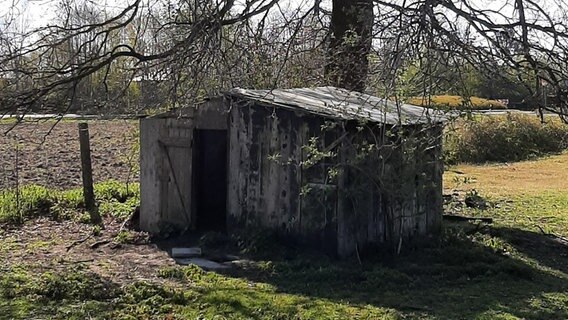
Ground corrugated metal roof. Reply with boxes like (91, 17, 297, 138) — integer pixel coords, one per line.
(226, 86, 446, 125)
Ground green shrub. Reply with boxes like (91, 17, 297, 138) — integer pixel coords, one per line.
(445, 114, 568, 164)
(408, 95, 507, 110)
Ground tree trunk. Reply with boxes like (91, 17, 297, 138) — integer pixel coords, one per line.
(326, 0, 374, 92)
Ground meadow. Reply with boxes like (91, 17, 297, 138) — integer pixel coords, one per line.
(0, 118, 567, 319)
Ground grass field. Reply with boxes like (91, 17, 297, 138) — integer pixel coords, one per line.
(445, 152, 568, 236)
(1, 133, 567, 319)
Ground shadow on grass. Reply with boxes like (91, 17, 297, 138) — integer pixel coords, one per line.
(4, 224, 565, 319)
(0, 268, 121, 319)
(484, 226, 568, 275)
(223, 225, 568, 319)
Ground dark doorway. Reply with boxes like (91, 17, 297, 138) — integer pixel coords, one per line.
(193, 129, 228, 231)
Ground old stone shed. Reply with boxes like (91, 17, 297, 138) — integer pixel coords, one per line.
(140, 87, 446, 257)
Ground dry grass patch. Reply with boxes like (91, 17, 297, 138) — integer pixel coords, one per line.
(408, 95, 507, 110)
(444, 152, 568, 238)
(445, 152, 568, 196)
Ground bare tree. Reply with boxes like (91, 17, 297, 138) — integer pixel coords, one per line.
(1, 0, 568, 122)
(0, 0, 283, 116)
(369, 0, 568, 121)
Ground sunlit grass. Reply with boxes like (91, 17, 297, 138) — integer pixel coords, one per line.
(445, 152, 568, 195)
(1, 151, 568, 319)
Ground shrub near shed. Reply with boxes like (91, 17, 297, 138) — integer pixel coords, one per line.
(444, 114, 568, 164)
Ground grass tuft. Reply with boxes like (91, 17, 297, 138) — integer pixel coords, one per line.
(0, 180, 139, 224)
(0, 185, 54, 224)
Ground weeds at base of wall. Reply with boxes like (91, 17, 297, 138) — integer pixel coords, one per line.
(0, 180, 140, 224)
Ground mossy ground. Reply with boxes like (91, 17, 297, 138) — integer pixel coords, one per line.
(1, 147, 567, 320)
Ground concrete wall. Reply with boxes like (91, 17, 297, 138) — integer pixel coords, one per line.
(226, 99, 443, 257)
(139, 99, 227, 234)
(337, 124, 444, 256)
(226, 100, 341, 253)
(140, 97, 443, 257)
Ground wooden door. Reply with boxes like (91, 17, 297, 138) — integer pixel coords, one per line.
(158, 118, 194, 232)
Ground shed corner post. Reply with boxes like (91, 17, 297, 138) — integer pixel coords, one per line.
(139, 117, 163, 234)
(432, 124, 445, 234)
(226, 103, 244, 233)
(336, 129, 355, 258)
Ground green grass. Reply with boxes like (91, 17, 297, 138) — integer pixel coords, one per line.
(2, 154, 568, 319)
(0, 180, 139, 224)
(0, 264, 397, 319)
(1, 214, 566, 319)
(490, 192, 568, 236)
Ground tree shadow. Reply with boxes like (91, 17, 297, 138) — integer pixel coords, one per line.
(0, 269, 121, 319)
(221, 224, 568, 319)
(482, 226, 568, 274)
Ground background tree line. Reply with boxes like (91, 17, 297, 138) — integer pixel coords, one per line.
(0, 0, 567, 118)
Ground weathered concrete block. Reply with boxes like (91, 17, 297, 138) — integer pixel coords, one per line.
(171, 247, 202, 258)
(175, 257, 231, 271)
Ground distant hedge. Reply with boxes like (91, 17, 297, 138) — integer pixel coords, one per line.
(444, 114, 568, 164)
(408, 95, 507, 110)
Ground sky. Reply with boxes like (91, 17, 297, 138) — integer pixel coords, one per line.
(0, 0, 304, 31)
(0, 0, 563, 43)
(0, 0, 55, 31)
(0, 0, 535, 29)
(0, 0, 139, 33)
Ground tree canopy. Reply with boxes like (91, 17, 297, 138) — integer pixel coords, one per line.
(1, 0, 567, 121)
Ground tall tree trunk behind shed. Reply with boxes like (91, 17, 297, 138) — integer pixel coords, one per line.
(326, 0, 374, 92)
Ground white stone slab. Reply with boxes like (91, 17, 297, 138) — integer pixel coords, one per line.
(171, 247, 202, 258)
(175, 257, 231, 271)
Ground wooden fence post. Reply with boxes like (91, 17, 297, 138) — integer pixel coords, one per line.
(78, 122, 102, 225)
